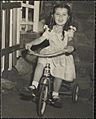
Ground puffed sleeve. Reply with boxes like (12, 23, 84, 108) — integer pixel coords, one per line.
(67, 26, 77, 49)
(42, 25, 50, 40)
(67, 26, 77, 41)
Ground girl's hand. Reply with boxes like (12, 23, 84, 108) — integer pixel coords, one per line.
(25, 43, 32, 50)
(68, 29, 75, 38)
(64, 46, 74, 53)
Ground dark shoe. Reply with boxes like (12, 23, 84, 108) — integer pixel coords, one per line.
(19, 86, 37, 97)
(51, 97, 63, 108)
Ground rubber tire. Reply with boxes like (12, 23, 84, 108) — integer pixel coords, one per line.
(37, 83, 48, 117)
(72, 83, 79, 103)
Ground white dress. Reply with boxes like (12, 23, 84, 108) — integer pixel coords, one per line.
(38, 25, 76, 81)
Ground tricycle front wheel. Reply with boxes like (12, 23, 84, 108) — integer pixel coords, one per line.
(37, 78, 49, 117)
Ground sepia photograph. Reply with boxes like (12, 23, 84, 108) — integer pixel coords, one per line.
(1, 0, 95, 118)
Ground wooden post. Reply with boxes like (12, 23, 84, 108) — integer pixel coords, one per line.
(8, 9, 13, 70)
(33, 1, 40, 32)
(4, 8, 10, 70)
(1, 10, 5, 72)
(25, 1, 29, 31)
(16, 7, 21, 57)
(19, 1, 22, 31)
(40, 1, 44, 15)
(12, 8, 17, 66)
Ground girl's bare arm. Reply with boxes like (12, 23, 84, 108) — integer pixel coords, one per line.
(29, 35, 46, 45)
(65, 28, 76, 53)
(64, 38, 75, 54)
(25, 35, 47, 50)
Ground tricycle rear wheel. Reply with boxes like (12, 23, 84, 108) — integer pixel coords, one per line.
(72, 83, 79, 103)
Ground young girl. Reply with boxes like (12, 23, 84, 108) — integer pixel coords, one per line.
(25, 3, 76, 105)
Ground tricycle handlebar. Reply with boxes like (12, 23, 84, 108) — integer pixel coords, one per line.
(27, 48, 72, 58)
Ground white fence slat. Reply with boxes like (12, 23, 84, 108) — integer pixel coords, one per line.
(21, 3, 34, 9)
(21, 21, 33, 25)
(33, 1, 40, 32)
(1, 10, 6, 73)
(16, 8, 21, 57)
(8, 9, 13, 70)
(25, 1, 29, 31)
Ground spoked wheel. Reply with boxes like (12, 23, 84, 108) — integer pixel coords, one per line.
(37, 78, 49, 117)
(72, 83, 79, 103)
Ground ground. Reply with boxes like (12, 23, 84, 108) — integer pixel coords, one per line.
(1, 64, 94, 118)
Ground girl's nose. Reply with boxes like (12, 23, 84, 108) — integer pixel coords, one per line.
(58, 16, 63, 21)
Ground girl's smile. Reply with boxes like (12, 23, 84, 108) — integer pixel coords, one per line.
(54, 8, 69, 26)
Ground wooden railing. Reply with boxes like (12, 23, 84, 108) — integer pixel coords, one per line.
(1, 1, 21, 72)
(20, 1, 40, 32)
(1, 1, 40, 73)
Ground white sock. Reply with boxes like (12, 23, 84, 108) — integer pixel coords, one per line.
(29, 81, 38, 89)
(52, 91, 59, 98)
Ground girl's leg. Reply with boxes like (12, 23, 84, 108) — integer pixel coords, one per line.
(52, 77, 62, 98)
(52, 78, 63, 108)
(30, 63, 44, 89)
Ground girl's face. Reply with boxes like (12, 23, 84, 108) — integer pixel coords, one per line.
(54, 8, 69, 26)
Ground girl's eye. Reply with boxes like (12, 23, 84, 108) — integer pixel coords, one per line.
(55, 13, 67, 16)
(56, 13, 60, 15)
(63, 14, 66, 16)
